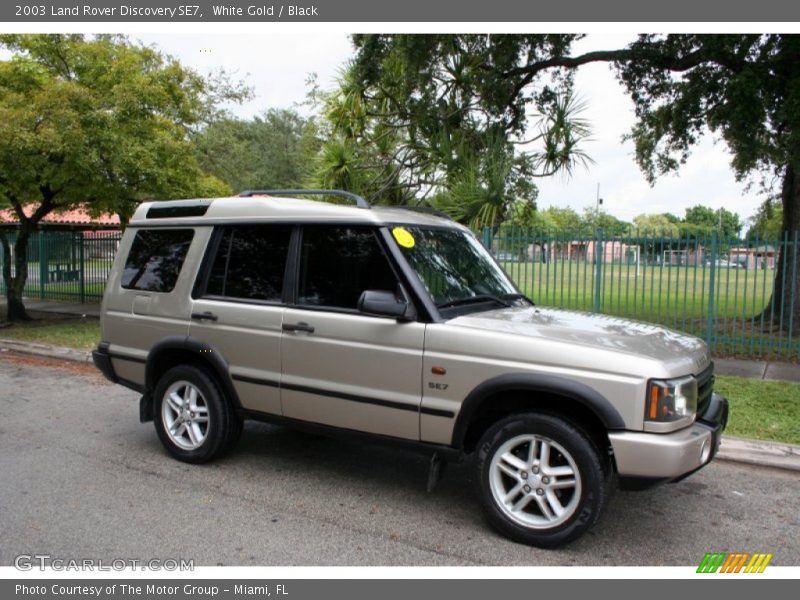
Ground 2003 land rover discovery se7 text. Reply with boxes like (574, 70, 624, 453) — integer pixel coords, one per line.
(93, 190, 729, 547)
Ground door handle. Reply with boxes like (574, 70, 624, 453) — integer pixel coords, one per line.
(191, 311, 218, 322)
(282, 321, 315, 334)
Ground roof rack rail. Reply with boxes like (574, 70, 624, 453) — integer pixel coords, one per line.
(238, 189, 371, 209)
(398, 206, 453, 221)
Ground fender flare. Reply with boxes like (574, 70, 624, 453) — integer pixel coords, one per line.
(451, 373, 626, 448)
(145, 336, 242, 409)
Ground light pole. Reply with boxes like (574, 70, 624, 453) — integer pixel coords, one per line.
(596, 182, 603, 213)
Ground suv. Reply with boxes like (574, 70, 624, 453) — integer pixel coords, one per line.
(93, 190, 728, 548)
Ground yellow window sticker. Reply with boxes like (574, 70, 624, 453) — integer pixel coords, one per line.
(392, 227, 415, 248)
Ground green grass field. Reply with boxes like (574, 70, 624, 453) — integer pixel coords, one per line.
(500, 260, 798, 359)
(501, 260, 774, 319)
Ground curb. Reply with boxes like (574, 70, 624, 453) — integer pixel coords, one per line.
(0, 338, 92, 364)
(715, 436, 800, 473)
(2, 338, 799, 473)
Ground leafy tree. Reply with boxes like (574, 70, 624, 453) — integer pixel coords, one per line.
(632, 213, 681, 235)
(581, 207, 630, 236)
(194, 109, 321, 193)
(505, 196, 540, 228)
(0, 34, 246, 321)
(534, 206, 585, 232)
(683, 205, 742, 240)
(747, 198, 784, 240)
(508, 204, 629, 235)
(506, 205, 584, 231)
(338, 35, 594, 225)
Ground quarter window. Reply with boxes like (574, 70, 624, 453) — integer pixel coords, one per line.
(121, 229, 194, 293)
(298, 226, 398, 310)
(205, 225, 292, 302)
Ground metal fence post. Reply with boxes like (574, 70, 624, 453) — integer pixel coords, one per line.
(79, 232, 86, 304)
(38, 230, 46, 300)
(593, 229, 603, 313)
(706, 230, 718, 349)
(482, 226, 492, 250)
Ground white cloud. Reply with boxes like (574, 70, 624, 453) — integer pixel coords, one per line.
(135, 32, 353, 118)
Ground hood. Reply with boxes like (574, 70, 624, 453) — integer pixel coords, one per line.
(449, 306, 710, 374)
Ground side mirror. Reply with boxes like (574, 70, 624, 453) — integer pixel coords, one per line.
(357, 289, 416, 321)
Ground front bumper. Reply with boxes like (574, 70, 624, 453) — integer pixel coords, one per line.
(609, 392, 729, 480)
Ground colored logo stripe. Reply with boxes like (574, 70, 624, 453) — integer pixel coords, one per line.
(720, 553, 748, 573)
(697, 552, 772, 573)
(745, 553, 773, 573)
(697, 552, 726, 573)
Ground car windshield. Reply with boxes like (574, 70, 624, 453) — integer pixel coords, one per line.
(392, 225, 525, 314)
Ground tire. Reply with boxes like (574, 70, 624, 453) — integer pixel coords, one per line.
(473, 412, 608, 548)
(153, 365, 241, 464)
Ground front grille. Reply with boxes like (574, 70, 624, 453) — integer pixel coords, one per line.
(696, 362, 715, 417)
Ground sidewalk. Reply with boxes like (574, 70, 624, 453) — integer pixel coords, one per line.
(0, 299, 101, 318)
(714, 358, 799, 383)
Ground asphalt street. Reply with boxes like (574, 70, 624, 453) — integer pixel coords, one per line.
(1, 353, 798, 567)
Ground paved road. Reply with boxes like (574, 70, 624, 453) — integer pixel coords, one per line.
(1, 354, 798, 567)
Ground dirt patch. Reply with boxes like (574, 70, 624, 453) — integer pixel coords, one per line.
(0, 349, 110, 383)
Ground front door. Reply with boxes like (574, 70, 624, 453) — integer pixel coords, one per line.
(280, 225, 425, 440)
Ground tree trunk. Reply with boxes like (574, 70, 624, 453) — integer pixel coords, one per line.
(759, 163, 800, 334)
(1, 227, 32, 322)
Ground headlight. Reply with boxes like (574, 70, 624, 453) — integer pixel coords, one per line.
(645, 376, 697, 432)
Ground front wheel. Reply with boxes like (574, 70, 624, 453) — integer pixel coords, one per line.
(474, 413, 608, 548)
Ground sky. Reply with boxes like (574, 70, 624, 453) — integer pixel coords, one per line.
(134, 33, 764, 229)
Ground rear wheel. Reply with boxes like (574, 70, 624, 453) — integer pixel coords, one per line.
(474, 413, 608, 548)
(153, 365, 241, 463)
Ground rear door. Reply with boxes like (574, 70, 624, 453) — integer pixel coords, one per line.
(280, 225, 425, 440)
(189, 224, 293, 416)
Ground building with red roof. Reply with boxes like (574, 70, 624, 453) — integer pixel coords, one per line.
(0, 204, 120, 229)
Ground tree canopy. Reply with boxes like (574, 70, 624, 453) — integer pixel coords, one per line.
(194, 109, 321, 193)
(747, 198, 784, 240)
(326, 35, 594, 226)
(683, 205, 742, 239)
(0, 34, 247, 321)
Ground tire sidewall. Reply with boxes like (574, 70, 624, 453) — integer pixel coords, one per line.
(153, 365, 228, 464)
(474, 413, 606, 548)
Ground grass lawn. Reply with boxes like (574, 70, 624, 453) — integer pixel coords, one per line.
(499, 261, 799, 359)
(715, 375, 800, 445)
(0, 318, 100, 351)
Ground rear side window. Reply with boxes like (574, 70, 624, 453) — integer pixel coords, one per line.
(121, 229, 194, 292)
(205, 225, 293, 302)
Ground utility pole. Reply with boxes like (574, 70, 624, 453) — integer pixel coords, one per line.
(596, 182, 603, 213)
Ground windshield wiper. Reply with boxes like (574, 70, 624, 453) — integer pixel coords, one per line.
(436, 293, 533, 311)
(437, 294, 511, 310)
(499, 293, 533, 305)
